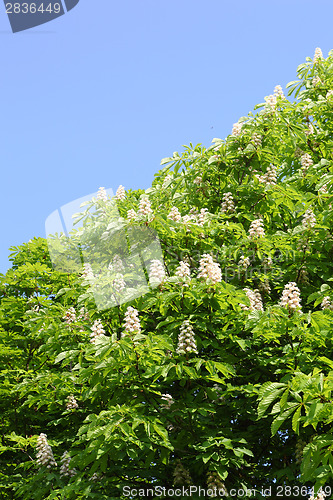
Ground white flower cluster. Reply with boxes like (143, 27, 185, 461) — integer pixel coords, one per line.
(326, 90, 333, 101)
(312, 76, 321, 86)
(109, 254, 125, 273)
(116, 185, 126, 201)
(122, 306, 141, 336)
(256, 165, 277, 185)
(274, 85, 285, 99)
(197, 208, 209, 226)
(66, 395, 78, 410)
(305, 123, 314, 136)
(300, 153, 313, 174)
(295, 439, 306, 465)
(36, 433, 57, 469)
(113, 275, 126, 294)
(265, 94, 277, 112)
(168, 206, 182, 222)
(127, 209, 137, 221)
(321, 296, 333, 310)
(252, 132, 262, 148)
(194, 176, 203, 185)
(221, 192, 235, 213)
(248, 219, 265, 238)
(82, 263, 94, 280)
(232, 122, 242, 136)
(162, 174, 172, 189)
(319, 184, 328, 194)
(302, 209, 316, 229)
(138, 195, 153, 216)
(63, 307, 76, 324)
(206, 472, 228, 497)
(240, 288, 263, 312)
(238, 256, 250, 271)
(176, 320, 198, 355)
(197, 254, 222, 285)
(313, 47, 323, 63)
(78, 307, 89, 321)
(173, 460, 192, 487)
(175, 261, 191, 285)
(97, 187, 107, 201)
(280, 282, 302, 311)
(161, 393, 174, 409)
(309, 489, 326, 500)
(90, 319, 105, 344)
(299, 267, 310, 285)
(263, 255, 273, 267)
(149, 259, 166, 285)
(258, 280, 271, 294)
(60, 451, 77, 478)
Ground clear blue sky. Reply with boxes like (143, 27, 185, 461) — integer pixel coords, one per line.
(0, 0, 332, 274)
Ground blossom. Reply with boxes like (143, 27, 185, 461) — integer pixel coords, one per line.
(82, 263, 94, 280)
(113, 275, 126, 294)
(108, 254, 125, 273)
(308, 489, 326, 500)
(78, 307, 89, 321)
(280, 282, 302, 311)
(60, 451, 77, 478)
(176, 320, 198, 355)
(63, 307, 76, 324)
(36, 433, 57, 469)
(258, 280, 271, 294)
(313, 47, 323, 63)
(302, 209, 316, 229)
(221, 192, 235, 213)
(206, 471, 228, 497)
(263, 255, 273, 267)
(305, 123, 314, 136)
(319, 184, 328, 194)
(122, 306, 141, 336)
(252, 133, 262, 148)
(321, 296, 333, 310)
(248, 218, 265, 238)
(116, 185, 126, 201)
(97, 187, 107, 201)
(300, 153, 313, 174)
(149, 259, 166, 285)
(265, 94, 277, 111)
(197, 208, 209, 226)
(312, 76, 321, 86)
(138, 195, 153, 216)
(326, 89, 333, 101)
(274, 85, 285, 99)
(173, 460, 192, 487)
(90, 319, 105, 344)
(197, 254, 222, 284)
(295, 439, 306, 465)
(161, 394, 174, 409)
(232, 122, 242, 136)
(194, 176, 202, 185)
(162, 174, 172, 189)
(238, 256, 250, 271)
(66, 395, 78, 410)
(257, 165, 277, 185)
(240, 288, 263, 312)
(127, 209, 137, 221)
(168, 206, 182, 222)
(175, 261, 191, 284)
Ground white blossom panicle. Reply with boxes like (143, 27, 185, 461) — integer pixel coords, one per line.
(295, 439, 306, 465)
(258, 280, 271, 294)
(206, 472, 228, 497)
(240, 289, 263, 312)
(305, 123, 314, 136)
(299, 267, 310, 285)
(168, 206, 182, 222)
(302, 209, 316, 229)
(66, 395, 79, 410)
(194, 176, 203, 185)
(274, 85, 285, 99)
(122, 306, 141, 336)
(63, 307, 76, 324)
(108, 254, 125, 273)
(313, 47, 323, 63)
(162, 174, 172, 189)
(197, 254, 222, 285)
(252, 133, 262, 148)
(232, 122, 242, 136)
(301, 153, 313, 174)
(326, 89, 333, 101)
(176, 320, 198, 355)
(138, 195, 153, 216)
(36, 433, 57, 469)
(221, 192, 235, 213)
(175, 261, 191, 284)
(319, 184, 328, 194)
(90, 319, 105, 344)
(97, 187, 107, 201)
(257, 165, 277, 185)
(161, 393, 174, 409)
(249, 219, 265, 238)
(78, 307, 89, 321)
(182, 214, 193, 225)
(238, 256, 250, 271)
(263, 255, 273, 267)
(149, 259, 166, 284)
(312, 76, 321, 86)
(197, 208, 209, 226)
(173, 460, 192, 487)
(308, 488, 326, 500)
(280, 282, 302, 311)
(60, 451, 77, 478)
(265, 94, 277, 111)
(321, 296, 333, 310)
(127, 209, 137, 222)
(116, 185, 126, 201)
(113, 275, 126, 294)
(82, 263, 94, 280)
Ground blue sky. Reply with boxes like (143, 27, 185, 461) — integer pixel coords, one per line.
(0, 0, 332, 274)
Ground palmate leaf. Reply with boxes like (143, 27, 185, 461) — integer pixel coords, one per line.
(257, 382, 287, 418)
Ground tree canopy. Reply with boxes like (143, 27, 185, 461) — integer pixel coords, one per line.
(2, 48, 333, 499)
